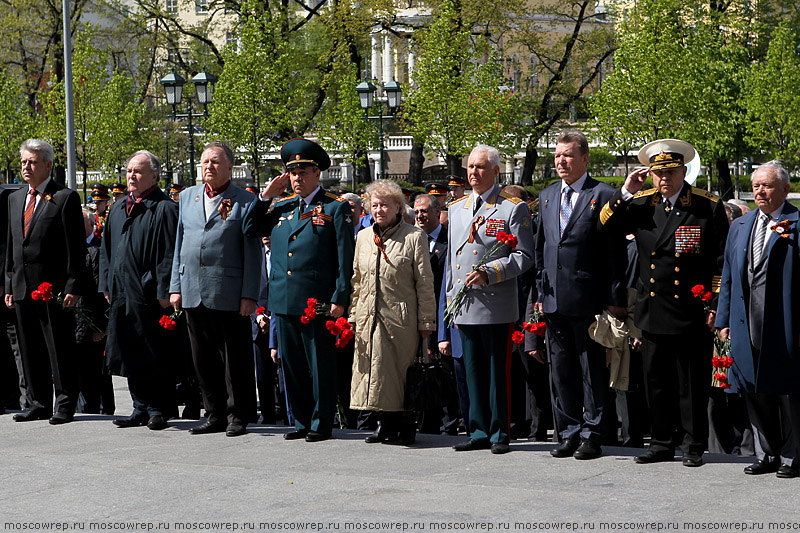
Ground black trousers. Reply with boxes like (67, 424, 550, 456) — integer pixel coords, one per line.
(546, 312, 607, 444)
(186, 305, 257, 425)
(641, 328, 711, 455)
(15, 298, 79, 415)
(745, 393, 800, 467)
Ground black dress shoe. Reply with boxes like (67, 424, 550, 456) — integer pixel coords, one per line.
(147, 415, 168, 430)
(682, 452, 704, 467)
(550, 439, 579, 458)
(365, 431, 386, 444)
(635, 449, 675, 464)
(384, 435, 416, 446)
(226, 422, 247, 437)
(305, 431, 331, 442)
(113, 413, 149, 428)
(284, 430, 309, 440)
(453, 439, 491, 452)
(49, 412, 74, 425)
(189, 420, 227, 435)
(13, 409, 50, 422)
(744, 459, 780, 475)
(490, 443, 511, 455)
(573, 439, 602, 460)
(776, 465, 799, 479)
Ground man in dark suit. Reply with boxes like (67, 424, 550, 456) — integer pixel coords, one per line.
(243, 139, 354, 442)
(534, 130, 627, 460)
(716, 161, 800, 478)
(5, 139, 86, 424)
(170, 141, 261, 437)
(100, 150, 178, 431)
(600, 139, 729, 467)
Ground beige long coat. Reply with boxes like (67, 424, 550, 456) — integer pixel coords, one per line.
(349, 220, 437, 412)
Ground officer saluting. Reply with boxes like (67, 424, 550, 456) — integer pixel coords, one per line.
(243, 139, 354, 442)
(599, 139, 729, 467)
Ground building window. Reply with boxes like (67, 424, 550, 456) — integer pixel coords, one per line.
(196, 0, 208, 15)
(166, 0, 177, 13)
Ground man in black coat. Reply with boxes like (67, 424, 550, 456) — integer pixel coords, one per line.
(600, 139, 729, 467)
(99, 150, 178, 431)
(5, 139, 86, 424)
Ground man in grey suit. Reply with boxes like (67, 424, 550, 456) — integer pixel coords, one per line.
(169, 141, 261, 437)
(445, 145, 534, 454)
(534, 131, 627, 460)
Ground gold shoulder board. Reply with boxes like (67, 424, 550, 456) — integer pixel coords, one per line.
(633, 188, 658, 199)
(691, 187, 720, 203)
(499, 190, 523, 204)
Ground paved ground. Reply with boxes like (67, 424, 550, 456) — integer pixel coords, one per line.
(1, 378, 798, 533)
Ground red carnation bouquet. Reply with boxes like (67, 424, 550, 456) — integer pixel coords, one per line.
(158, 308, 184, 331)
(523, 309, 547, 337)
(326, 317, 355, 348)
(444, 231, 519, 328)
(300, 298, 330, 324)
(692, 284, 732, 389)
(31, 282, 103, 333)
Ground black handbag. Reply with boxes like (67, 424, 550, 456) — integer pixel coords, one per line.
(404, 355, 456, 412)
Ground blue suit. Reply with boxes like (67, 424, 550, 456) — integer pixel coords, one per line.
(170, 183, 261, 426)
(716, 202, 800, 468)
(535, 176, 626, 446)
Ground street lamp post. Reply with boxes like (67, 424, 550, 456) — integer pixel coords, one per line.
(356, 78, 402, 179)
(160, 69, 217, 186)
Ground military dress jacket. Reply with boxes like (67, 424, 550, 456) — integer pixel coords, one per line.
(445, 184, 534, 325)
(242, 188, 354, 316)
(599, 182, 728, 335)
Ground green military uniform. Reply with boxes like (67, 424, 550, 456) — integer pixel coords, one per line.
(242, 139, 354, 438)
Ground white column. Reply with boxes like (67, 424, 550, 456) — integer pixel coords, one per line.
(408, 50, 416, 85)
(383, 33, 394, 83)
(371, 32, 381, 81)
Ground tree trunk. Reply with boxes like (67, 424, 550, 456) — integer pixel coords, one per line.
(356, 149, 371, 184)
(520, 144, 539, 186)
(446, 153, 463, 176)
(715, 158, 733, 200)
(407, 138, 425, 185)
(252, 150, 260, 187)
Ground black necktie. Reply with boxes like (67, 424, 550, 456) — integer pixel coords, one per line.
(474, 196, 483, 215)
(663, 198, 672, 213)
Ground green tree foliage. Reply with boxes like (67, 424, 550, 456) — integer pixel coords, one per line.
(743, 21, 800, 170)
(402, 0, 517, 174)
(0, 74, 36, 181)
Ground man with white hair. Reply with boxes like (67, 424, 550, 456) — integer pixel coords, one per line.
(445, 144, 534, 454)
(716, 161, 800, 478)
(5, 139, 86, 424)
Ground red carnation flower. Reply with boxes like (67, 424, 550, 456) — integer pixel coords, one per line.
(159, 316, 177, 331)
(530, 322, 547, 337)
(256, 306, 266, 315)
(300, 315, 311, 325)
(335, 317, 351, 330)
(326, 320, 342, 336)
(496, 231, 508, 242)
(511, 331, 525, 345)
(720, 383, 732, 390)
(31, 290, 43, 301)
(691, 285, 705, 298)
(701, 291, 713, 302)
(307, 298, 318, 308)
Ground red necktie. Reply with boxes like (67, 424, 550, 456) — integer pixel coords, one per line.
(24, 189, 38, 236)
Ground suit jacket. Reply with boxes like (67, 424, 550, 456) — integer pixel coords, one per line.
(170, 183, 262, 312)
(242, 188, 354, 316)
(715, 202, 800, 395)
(428, 226, 448, 303)
(535, 176, 626, 316)
(445, 184, 534, 325)
(5, 180, 86, 299)
(600, 182, 729, 335)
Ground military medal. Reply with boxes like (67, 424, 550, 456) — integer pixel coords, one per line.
(590, 199, 597, 211)
(675, 225, 701, 254)
(485, 218, 504, 237)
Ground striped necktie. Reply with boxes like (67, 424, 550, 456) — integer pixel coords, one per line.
(752, 213, 769, 266)
(24, 189, 38, 236)
(559, 186, 573, 236)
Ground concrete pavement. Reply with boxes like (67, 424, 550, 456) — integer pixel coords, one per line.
(1, 377, 798, 532)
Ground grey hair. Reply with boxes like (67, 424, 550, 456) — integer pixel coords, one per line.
(341, 192, 362, 208)
(755, 160, 789, 186)
(471, 145, 501, 169)
(414, 193, 440, 211)
(365, 179, 405, 211)
(129, 150, 161, 177)
(20, 139, 55, 164)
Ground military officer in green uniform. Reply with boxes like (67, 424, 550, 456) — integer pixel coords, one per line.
(243, 139, 354, 442)
(599, 139, 729, 467)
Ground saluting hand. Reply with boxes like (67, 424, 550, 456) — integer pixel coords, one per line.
(623, 167, 649, 195)
(262, 172, 291, 200)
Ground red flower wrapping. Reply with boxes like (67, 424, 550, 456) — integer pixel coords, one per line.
(691, 285, 706, 298)
(511, 331, 525, 345)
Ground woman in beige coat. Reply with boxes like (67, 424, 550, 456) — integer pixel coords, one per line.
(349, 180, 436, 445)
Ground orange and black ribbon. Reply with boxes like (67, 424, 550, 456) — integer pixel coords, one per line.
(300, 204, 332, 222)
(218, 198, 232, 220)
(468, 215, 486, 244)
(373, 231, 390, 262)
